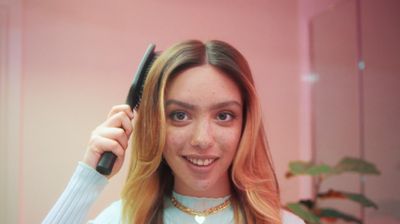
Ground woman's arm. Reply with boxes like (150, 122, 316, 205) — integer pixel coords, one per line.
(43, 105, 134, 223)
(42, 162, 108, 224)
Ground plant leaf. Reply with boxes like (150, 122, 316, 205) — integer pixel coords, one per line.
(318, 189, 378, 209)
(333, 157, 380, 175)
(317, 208, 362, 224)
(289, 161, 313, 174)
(287, 202, 321, 224)
(308, 164, 332, 176)
(344, 192, 379, 209)
(287, 161, 332, 177)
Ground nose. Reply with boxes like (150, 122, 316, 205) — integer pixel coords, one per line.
(190, 119, 214, 150)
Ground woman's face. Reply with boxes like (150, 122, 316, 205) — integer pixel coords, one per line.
(163, 64, 243, 197)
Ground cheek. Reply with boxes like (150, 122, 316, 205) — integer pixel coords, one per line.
(216, 127, 242, 152)
(164, 127, 189, 154)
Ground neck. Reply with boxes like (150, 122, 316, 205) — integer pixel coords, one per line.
(173, 173, 231, 198)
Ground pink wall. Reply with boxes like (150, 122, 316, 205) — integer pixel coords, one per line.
(299, 0, 400, 223)
(311, 0, 362, 220)
(20, 1, 301, 223)
(297, 0, 343, 200)
(1, 1, 23, 224)
(362, 1, 400, 223)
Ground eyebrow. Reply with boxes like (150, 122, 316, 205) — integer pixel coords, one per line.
(165, 99, 242, 110)
(165, 99, 195, 110)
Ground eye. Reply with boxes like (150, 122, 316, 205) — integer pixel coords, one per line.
(216, 112, 234, 121)
(169, 111, 189, 121)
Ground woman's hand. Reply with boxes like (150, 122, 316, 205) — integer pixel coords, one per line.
(83, 104, 135, 178)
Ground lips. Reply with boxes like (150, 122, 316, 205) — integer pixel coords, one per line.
(184, 156, 217, 167)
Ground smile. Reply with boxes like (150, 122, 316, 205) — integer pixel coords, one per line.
(184, 157, 216, 166)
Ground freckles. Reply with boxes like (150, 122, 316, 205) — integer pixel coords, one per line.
(168, 136, 181, 148)
(166, 128, 188, 150)
(216, 129, 241, 150)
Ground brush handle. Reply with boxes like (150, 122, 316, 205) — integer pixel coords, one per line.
(96, 152, 117, 175)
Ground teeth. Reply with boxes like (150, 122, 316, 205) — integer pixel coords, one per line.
(186, 157, 215, 166)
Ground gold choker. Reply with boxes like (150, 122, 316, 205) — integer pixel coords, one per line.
(170, 195, 231, 224)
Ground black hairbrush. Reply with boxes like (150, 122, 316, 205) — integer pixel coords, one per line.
(96, 44, 157, 175)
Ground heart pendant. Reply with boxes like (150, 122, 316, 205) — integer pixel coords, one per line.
(194, 215, 206, 224)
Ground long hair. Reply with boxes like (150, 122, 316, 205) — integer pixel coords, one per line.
(121, 40, 281, 224)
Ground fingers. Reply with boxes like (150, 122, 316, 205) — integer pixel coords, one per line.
(83, 104, 136, 177)
(102, 111, 133, 137)
(95, 104, 135, 150)
(108, 104, 134, 120)
(88, 135, 125, 158)
(95, 127, 129, 149)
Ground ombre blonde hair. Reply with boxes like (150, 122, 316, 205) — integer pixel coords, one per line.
(121, 40, 282, 224)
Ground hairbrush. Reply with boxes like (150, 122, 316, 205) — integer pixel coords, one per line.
(96, 44, 158, 175)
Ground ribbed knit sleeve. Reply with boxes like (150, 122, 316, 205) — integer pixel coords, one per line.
(42, 162, 108, 224)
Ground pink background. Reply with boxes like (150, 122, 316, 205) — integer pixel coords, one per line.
(1, 0, 399, 223)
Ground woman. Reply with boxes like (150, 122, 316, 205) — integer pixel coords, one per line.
(44, 40, 304, 224)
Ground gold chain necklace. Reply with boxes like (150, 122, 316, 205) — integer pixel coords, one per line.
(170, 195, 231, 224)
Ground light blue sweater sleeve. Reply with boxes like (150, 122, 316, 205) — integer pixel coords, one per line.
(42, 162, 108, 224)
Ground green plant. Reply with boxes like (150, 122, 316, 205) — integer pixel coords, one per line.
(285, 157, 380, 224)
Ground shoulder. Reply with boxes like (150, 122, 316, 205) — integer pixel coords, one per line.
(88, 200, 123, 224)
(281, 209, 305, 224)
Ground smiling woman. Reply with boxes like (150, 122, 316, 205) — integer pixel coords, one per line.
(163, 65, 243, 198)
(43, 40, 304, 224)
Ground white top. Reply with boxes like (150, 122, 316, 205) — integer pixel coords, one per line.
(43, 162, 305, 224)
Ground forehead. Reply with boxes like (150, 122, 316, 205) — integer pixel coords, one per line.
(165, 65, 242, 104)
